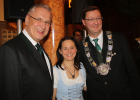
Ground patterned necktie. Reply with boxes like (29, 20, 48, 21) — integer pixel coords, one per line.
(35, 43, 45, 60)
(93, 38, 103, 64)
(93, 38, 101, 52)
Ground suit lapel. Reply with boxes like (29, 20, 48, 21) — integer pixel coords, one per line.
(86, 37, 99, 65)
(85, 31, 108, 65)
(19, 32, 52, 80)
(102, 31, 108, 63)
(33, 49, 52, 81)
(19, 32, 34, 52)
(42, 47, 53, 81)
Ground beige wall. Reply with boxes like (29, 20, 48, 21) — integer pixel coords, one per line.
(0, 0, 4, 21)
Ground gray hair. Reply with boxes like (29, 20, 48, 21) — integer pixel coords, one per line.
(27, 4, 52, 15)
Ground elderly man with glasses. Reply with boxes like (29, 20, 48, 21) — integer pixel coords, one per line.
(0, 4, 53, 100)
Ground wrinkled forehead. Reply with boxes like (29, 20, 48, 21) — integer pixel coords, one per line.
(30, 7, 51, 14)
(30, 7, 52, 20)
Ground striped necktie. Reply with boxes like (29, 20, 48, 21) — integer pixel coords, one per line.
(93, 38, 101, 52)
(93, 38, 103, 64)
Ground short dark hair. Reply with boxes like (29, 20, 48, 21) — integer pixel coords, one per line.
(73, 29, 83, 36)
(82, 6, 102, 19)
(56, 37, 80, 70)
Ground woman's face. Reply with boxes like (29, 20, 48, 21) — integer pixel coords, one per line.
(59, 40, 77, 62)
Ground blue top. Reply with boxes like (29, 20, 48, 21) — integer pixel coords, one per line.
(54, 64, 86, 100)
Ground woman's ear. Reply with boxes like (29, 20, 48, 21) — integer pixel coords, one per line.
(59, 49, 62, 54)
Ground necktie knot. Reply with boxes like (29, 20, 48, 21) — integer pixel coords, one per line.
(93, 38, 98, 44)
(35, 43, 43, 56)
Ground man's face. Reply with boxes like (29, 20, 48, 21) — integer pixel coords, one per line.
(82, 10, 102, 38)
(25, 7, 51, 42)
(74, 31, 83, 42)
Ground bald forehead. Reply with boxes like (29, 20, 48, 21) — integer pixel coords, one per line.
(29, 7, 52, 19)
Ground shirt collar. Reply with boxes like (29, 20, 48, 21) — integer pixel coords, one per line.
(88, 30, 103, 49)
(22, 29, 37, 46)
(89, 30, 103, 41)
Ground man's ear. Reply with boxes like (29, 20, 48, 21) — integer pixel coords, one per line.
(82, 19, 85, 26)
(25, 15, 29, 26)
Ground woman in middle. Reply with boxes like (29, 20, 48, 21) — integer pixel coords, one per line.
(52, 37, 87, 100)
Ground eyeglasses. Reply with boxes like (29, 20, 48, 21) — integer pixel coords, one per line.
(84, 17, 103, 22)
(28, 14, 51, 25)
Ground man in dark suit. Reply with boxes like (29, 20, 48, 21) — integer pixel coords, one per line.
(79, 6, 140, 100)
(73, 29, 83, 43)
(0, 4, 53, 100)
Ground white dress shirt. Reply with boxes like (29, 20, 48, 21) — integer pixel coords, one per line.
(88, 30, 103, 49)
(22, 29, 52, 78)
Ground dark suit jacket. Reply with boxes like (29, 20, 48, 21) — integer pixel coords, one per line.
(132, 40, 140, 77)
(0, 32, 53, 100)
(79, 31, 140, 100)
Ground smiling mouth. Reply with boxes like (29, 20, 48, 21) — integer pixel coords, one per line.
(93, 25, 99, 28)
(66, 54, 73, 57)
(37, 29, 45, 34)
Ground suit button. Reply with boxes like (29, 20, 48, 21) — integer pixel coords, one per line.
(105, 82, 107, 85)
(107, 95, 109, 97)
